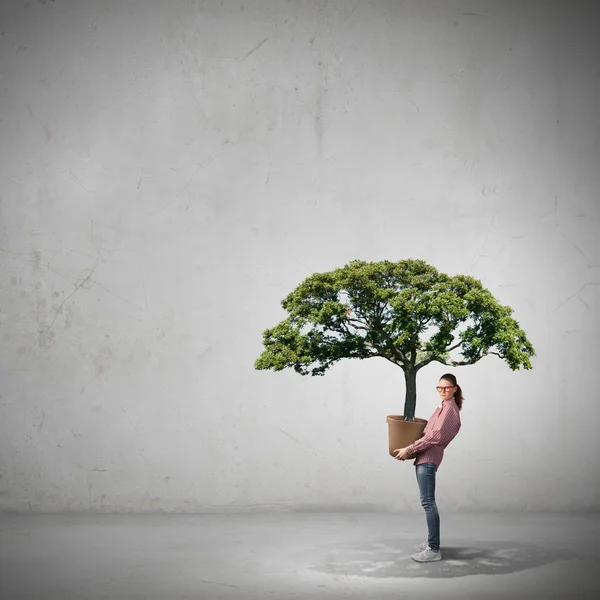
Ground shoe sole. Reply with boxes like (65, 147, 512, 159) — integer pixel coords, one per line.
(411, 554, 442, 562)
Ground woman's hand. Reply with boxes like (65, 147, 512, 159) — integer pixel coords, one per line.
(393, 447, 410, 460)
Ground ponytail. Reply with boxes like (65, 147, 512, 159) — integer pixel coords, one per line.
(454, 384, 463, 411)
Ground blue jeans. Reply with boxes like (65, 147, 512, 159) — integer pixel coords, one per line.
(416, 462, 440, 551)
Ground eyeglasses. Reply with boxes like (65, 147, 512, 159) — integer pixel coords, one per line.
(436, 386, 456, 392)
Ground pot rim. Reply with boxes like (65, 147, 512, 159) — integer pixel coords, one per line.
(386, 415, 427, 423)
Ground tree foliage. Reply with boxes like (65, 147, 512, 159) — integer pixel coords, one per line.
(255, 259, 535, 417)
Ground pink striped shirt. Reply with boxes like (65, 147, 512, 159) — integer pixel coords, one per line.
(406, 398, 461, 469)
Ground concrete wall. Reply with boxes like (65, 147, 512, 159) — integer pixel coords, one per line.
(1, 0, 598, 513)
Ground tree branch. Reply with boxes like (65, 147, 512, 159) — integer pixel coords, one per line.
(380, 354, 403, 367)
(345, 317, 372, 333)
(418, 316, 432, 328)
(331, 318, 399, 364)
(415, 355, 444, 371)
(347, 312, 407, 366)
(361, 341, 386, 359)
(448, 358, 479, 367)
(386, 342, 406, 366)
(446, 340, 463, 352)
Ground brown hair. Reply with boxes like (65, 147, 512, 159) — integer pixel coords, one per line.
(440, 373, 463, 411)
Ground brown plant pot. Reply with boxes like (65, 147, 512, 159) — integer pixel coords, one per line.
(386, 415, 427, 459)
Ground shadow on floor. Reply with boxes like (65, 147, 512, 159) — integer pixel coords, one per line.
(307, 539, 576, 579)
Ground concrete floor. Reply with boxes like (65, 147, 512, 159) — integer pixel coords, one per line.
(1, 511, 599, 600)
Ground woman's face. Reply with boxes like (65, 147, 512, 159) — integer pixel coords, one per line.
(436, 379, 456, 401)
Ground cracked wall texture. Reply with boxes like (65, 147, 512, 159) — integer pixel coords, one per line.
(0, 0, 599, 512)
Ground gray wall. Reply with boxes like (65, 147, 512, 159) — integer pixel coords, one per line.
(1, 0, 598, 513)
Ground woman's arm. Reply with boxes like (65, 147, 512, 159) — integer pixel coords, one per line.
(407, 407, 461, 455)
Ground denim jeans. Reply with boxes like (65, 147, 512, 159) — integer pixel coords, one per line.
(416, 462, 440, 551)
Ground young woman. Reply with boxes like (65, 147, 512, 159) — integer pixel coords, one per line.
(393, 373, 463, 563)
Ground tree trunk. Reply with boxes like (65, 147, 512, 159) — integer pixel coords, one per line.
(403, 367, 417, 421)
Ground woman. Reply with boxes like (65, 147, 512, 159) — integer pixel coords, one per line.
(393, 373, 463, 563)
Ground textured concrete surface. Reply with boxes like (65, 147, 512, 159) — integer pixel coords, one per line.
(2, 511, 599, 599)
(1, 0, 600, 516)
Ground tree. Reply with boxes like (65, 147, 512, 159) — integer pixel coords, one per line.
(255, 259, 535, 421)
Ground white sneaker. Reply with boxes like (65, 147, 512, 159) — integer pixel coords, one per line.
(413, 541, 428, 552)
(411, 547, 442, 562)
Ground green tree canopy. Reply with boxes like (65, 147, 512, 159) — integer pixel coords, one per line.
(255, 259, 535, 420)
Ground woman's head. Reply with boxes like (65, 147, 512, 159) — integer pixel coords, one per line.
(436, 373, 463, 410)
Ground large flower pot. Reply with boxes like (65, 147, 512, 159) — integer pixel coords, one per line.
(386, 415, 427, 459)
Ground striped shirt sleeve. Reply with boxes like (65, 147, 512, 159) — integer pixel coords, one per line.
(407, 403, 461, 454)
